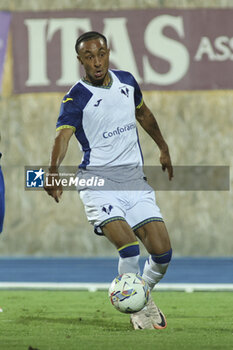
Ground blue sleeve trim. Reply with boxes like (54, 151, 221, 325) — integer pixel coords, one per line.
(56, 83, 93, 131)
(56, 83, 93, 168)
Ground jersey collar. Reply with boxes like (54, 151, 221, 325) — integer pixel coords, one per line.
(81, 71, 113, 89)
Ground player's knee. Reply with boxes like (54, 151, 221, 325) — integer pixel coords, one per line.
(151, 248, 172, 264)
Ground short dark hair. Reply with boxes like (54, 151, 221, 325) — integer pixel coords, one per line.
(75, 31, 107, 54)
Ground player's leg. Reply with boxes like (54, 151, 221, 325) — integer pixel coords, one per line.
(102, 219, 140, 275)
(0, 165, 5, 234)
(135, 220, 172, 291)
(126, 189, 172, 290)
(129, 221, 171, 330)
(79, 189, 140, 275)
(126, 189, 171, 329)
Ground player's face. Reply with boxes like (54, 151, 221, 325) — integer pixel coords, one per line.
(78, 38, 110, 86)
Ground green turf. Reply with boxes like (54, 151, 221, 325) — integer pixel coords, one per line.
(0, 291, 232, 350)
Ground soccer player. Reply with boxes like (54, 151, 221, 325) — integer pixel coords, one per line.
(0, 133, 5, 233)
(45, 32, 173, 330)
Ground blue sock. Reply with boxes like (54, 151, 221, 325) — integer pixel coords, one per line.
(142, 249, 172, 290)
(118, 242, 140, 274)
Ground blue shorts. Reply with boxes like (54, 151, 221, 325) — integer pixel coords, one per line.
(0, 166, 5, 233)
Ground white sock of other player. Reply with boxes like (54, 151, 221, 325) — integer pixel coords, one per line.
(142, 249, 172, 291)
(118, 241, 140, 274)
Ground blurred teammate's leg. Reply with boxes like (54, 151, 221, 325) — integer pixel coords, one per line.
(0, 164, 5, 233)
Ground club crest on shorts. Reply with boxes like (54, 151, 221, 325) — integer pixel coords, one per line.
(102, 204, 113, 215)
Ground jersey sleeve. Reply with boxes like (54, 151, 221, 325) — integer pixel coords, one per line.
(56, 95, 81, 132)
(132, 76, 143, 109)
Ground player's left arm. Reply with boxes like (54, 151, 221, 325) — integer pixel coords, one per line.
(136, 101, 173, 181)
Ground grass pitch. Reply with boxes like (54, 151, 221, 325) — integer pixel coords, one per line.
(0, 290, 232, 350)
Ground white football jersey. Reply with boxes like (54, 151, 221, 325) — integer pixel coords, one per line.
(56, 70, 144, 169)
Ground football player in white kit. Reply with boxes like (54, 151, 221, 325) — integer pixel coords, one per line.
(45, 32, 173, 330)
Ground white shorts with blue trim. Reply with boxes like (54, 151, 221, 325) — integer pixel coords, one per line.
(79, 186, 163, 235)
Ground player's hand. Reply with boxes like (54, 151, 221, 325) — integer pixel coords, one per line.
(160, 148, 174, 181)
(44, 173, 63, 203)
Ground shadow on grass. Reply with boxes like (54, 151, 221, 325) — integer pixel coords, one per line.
(17, 315, 132, 332)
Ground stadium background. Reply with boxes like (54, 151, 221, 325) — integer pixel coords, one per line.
(0, 0, 232, 259)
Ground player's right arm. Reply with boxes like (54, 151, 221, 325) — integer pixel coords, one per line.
(44, 128, 74, 203)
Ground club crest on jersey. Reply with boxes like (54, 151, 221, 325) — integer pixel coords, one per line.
(120, 86, 129, 97)
(102, 204, 113, 215)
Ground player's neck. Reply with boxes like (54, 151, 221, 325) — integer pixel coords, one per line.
(102, 72, 111, 86)
(83, 71, 112, 88)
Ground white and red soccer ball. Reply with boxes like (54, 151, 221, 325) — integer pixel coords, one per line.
(109, 273, 150, 314)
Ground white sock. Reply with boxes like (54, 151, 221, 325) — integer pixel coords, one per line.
(142, 256, 169, 291)
(118, 255, 140, 275)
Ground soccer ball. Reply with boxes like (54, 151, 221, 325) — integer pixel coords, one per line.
(108, 273, 150, 314)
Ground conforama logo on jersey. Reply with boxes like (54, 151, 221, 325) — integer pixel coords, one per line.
(103, 122, 136, 139)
